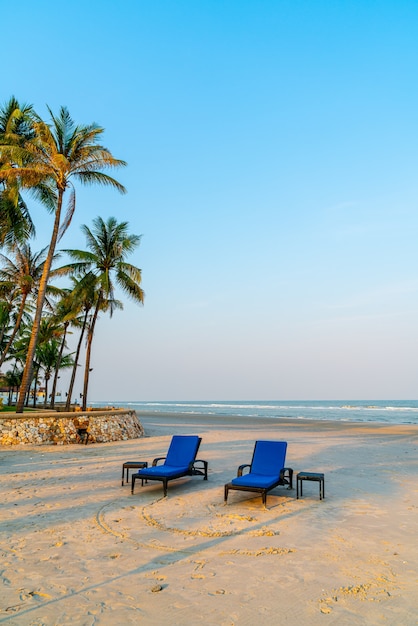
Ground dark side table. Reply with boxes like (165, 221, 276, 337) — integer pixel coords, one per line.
(122, 461, 148, 486)
(296, 472, 325, 500)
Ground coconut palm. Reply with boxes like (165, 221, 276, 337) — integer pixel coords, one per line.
(81, 290, 122, 410)
(0, 106, 126, 412)
(12, 326, 42, 407)
(16, 316, 68, 407)
(49, 289, 82, 409)
(0, 97, 36, 247)
(3, 367, 23, 405)
(0, 294, 14, 351)
(60, 216, 144, 409)
(36, 339, 73, 408)
(0, 243, 62, 368)
(62, 273, 99, 410)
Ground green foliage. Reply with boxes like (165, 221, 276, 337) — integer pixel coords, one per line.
(0, 97, 144, 413)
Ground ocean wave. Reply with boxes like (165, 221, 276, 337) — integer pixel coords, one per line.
(91, 400, 418, 425)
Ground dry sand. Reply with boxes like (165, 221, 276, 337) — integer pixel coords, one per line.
(0, 412, 417, 625)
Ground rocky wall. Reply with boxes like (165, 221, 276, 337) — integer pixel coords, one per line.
(0, 409, 144, 445)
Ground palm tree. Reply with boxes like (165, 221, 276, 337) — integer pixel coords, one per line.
(36, 339, 73, 408)
(5, 323, 33, 405)
(49, 290, 80, 408)
(62, 273, 98, 411)
(36, 340, 60, 407)
(0, 243, 62, 368)
(0, 96, 36, 247)
(22, 316, 66, 407)
(0, 106, 126, 412)
(60, 216, 144, 409)
(0, 292, 14, 351)
(3, 367, 23, 405)
(81, 291, 122, 410)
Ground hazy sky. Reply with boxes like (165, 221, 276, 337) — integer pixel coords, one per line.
(3, 1, 418, 400)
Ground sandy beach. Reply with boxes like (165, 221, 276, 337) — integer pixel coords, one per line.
(0, 412, 417, 625)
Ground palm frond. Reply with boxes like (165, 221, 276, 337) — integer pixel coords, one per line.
(116, 268, 145, 304)
(58, 186, 76, 242)
(74, 171, 127, 193)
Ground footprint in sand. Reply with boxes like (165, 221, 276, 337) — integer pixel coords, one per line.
(19, 590, 52, 601)
(144, 571, 167, 581)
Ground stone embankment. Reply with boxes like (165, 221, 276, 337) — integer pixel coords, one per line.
(0, 409, 144, 445)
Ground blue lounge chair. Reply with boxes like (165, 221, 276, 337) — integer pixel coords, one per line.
(224, 440, 293, 506)
(131, 435, 208, 497)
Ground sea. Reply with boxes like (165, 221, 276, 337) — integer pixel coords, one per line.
(90, 400, 418, 425)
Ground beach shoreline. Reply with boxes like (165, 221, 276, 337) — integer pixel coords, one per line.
(1, 414, 417, 624)
(93, 399, 418, 426)
(139, 410, 418, 435)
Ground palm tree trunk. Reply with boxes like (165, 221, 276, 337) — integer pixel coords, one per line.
(16, 193, 63, 413)
(25, 384, 31, 407)
(50, 323, 68, 409)
(43, 374, 50, 407)
(0, 296, 27, 368)
(0, 326, 6, 349)
(65, 310, 89, 411)
(32, 365, 40, 408)
(82, 296, 101, 411)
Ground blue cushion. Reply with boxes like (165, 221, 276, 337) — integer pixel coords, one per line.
(165, 435, 200, 467)
(251, 441, 287, 475)
(231, 474, 279, 489)
(138, 465, 190, 478)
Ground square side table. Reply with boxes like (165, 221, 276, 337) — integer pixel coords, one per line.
(296, 472, 325, 500)
(122, 461, 148, 485)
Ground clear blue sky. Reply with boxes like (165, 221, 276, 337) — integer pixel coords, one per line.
(3, 1, 418, 400)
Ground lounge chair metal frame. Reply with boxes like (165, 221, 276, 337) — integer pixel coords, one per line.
(131, 435, 208, 497)
(224, 440, 293, 506)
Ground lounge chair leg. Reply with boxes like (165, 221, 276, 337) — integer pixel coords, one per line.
(131, 475, 136, 494)
(224, 485, 229, 503)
